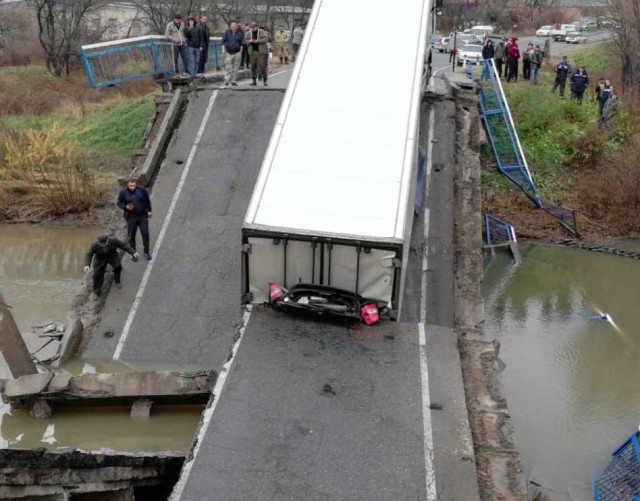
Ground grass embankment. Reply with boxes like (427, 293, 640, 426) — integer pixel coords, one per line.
(483, 42, 639, 239)
(0, 65, 155, 221)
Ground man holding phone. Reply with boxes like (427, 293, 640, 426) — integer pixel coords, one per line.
(117, 179, 153, 261)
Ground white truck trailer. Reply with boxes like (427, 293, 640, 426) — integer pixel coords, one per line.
(242, 0, 433, 317)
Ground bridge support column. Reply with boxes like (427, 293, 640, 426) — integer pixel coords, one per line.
(0, 291, 37, 377)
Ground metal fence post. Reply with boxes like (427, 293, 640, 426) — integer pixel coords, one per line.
(213, 41, 221, 71)
(79, 48, 96, 88)
(150, 40, 161, 76)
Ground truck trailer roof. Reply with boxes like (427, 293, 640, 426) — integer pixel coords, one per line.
(243, 0, 431, 242)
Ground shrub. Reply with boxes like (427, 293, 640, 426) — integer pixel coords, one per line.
(0, 125, 104, 219)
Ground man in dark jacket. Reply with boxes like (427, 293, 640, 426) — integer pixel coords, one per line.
(84, 234, 138, 297)
(570, 66, 589, 104)
(552, 56, 571, 97)
(117, 179, 153, 261)
(222, 21, 244, 86)
(494, 41, 505, 78)
(245, 21, 269, 86)
(195, 15, 211, 74)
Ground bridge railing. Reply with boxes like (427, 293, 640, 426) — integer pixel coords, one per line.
(484, 214, 516, 245)
(469, 58, 541, 207)
(80, 35, 223, 88)
(471, 58, 580, 237)
(593, 429, 640, 501)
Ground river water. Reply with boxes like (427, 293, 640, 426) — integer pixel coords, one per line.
(0, 225, 201, 453)
(0, 224, 98, 331)
(484, 244, 640, 500)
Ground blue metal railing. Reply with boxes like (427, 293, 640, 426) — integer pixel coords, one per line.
(484, 214, 516, 245)
(469, 59, 542, 207)
(80, 35, 223, 88)
(470, 59, 580, 236)
(594, 429, 640, 501)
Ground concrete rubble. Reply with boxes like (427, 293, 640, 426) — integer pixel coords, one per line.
(3, 370, 216, 417)
(0, 448, 184, 500)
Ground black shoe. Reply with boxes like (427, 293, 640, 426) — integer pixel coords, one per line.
(144, 252, 152, 261)
(231, 82, 238, 86)
(263, 79, 268, 86)
(114, 282, 122, 290)
(250, 80, 257, 86)
(131, 254, 138, 262)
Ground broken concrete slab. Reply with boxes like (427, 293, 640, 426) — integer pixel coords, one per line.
(131, 398, 153, 418)
(4, 370, 216, 410)
(0, 448, 184, 500)
(0, 291, 38, 378)
(49, 373, 72, 392)
(29, 399, 53, 418)
(56, 318, 83, 367)
(5, 373, 54, 399)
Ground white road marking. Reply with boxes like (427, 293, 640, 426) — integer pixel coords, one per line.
(170, 306, 253, 500)
(420, 108, 437, 501)
(237, 68, 292, 86)
(113, 90, 220, 359)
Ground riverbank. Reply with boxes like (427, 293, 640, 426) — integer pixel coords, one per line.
(482, 41, 639, 243)
(0, 65, 156, 224)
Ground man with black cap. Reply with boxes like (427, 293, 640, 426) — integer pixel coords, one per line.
(117, 179, 153, 261)
(84, 234, 138, 298)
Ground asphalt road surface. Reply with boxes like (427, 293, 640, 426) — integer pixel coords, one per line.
(85, 66, 480, 500)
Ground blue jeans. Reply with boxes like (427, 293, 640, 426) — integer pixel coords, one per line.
(530, 66, 539, 85)
(188, 47, 200, 76)
(172, 44, 189, 74)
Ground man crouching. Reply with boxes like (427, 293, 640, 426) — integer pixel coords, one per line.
(85, 234, 138, 299)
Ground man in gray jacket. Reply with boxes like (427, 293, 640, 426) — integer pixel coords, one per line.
(245, 21, 269, 86)
(165, 14, 189, 75)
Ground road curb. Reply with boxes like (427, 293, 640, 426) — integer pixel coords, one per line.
(449, 79, 529, 500)
(134, 88, 186, 187)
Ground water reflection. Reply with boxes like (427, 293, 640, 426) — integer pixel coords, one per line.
(0, 225, 99, 331)
(0, 402, 201, 452)
(483, 245, 640, 501)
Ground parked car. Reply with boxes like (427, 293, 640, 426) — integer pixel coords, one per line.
(435, 37, 449, 53)
(566, 33, 588, 44)
(447, 33, 479, 53)
(456, 43, 483, 66)
(550, 24, 578, 41)
(487, 33, 507, 44)
(530, 38, 551, 57)
(536, 25, 553, 36)
(430, 34, 443, 48)
(578, 21, 598, 31)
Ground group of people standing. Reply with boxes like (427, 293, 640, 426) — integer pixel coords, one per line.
(165, 14, 211, 77)
(488, 37, 543, 85)
(551, 55, 619, 122)
(164, 14, 306, 84)
(221, 22, 305, 87)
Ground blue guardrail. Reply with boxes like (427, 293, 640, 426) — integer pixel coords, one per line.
(594, 429, 640, 501)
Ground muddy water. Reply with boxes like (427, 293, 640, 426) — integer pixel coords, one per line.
(0, 402, 201, 452)
(483, 245, 640, 501)
(0, 224, 99, 331)
(0, 225, 202, 453)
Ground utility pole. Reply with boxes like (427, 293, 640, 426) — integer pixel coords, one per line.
(0, 291, 37, 377)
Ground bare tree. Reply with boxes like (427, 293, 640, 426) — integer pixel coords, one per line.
(26, 0, 105, 76)
(213, 0, 257, 26)
(270, 0, 313, 31)
(607, 0, 640, 91)
(131, 0, 202, 34)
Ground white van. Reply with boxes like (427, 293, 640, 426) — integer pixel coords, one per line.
(471, 25, 494, 33)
